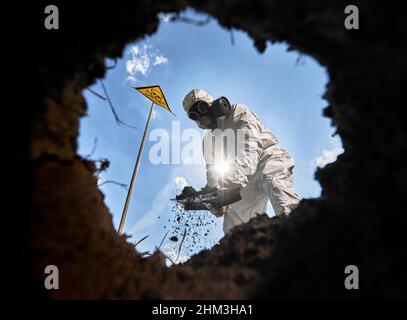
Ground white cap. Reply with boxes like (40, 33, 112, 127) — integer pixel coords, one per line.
(182, 88, 214, 113)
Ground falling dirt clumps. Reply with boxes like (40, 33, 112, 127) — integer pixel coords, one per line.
(165, 199, 217, 261)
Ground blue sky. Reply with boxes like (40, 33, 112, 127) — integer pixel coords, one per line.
(78, 9, 342, 262)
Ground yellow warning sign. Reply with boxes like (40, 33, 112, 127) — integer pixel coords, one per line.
(133, 85, 173, 114)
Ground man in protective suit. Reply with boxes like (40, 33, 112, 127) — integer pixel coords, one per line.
(183, 88, 300, 234)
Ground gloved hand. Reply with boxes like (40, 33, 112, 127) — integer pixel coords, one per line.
(207, 185, 229, 218)
(176, 186, 197, 200)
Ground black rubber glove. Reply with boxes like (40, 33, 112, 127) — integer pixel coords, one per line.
(176, 186, 197, 200)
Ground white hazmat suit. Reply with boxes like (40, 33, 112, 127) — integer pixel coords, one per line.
(183, 89, 300, 233)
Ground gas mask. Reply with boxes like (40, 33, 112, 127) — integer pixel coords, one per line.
(188, 97, 232, 129)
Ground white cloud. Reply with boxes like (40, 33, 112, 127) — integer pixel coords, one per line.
(174, 176, 188, 190)
(126, 75, 137, 83)
(126, 44, 150, 76)
(315, 147, 344, 168)
(125, 44, 168, 82)
(153, 55, 168, 66)
(129, 45, 140, 55)
(158, 13, 173, 23)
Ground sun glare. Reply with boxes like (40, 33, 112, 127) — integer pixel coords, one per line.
(214, 160, 230, 177)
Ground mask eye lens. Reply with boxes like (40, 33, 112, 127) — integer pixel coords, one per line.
(188, 111, 199, 121)
(197, 101, 210, 114)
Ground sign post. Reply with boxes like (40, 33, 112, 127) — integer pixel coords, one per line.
(118, 85, 173, 235)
